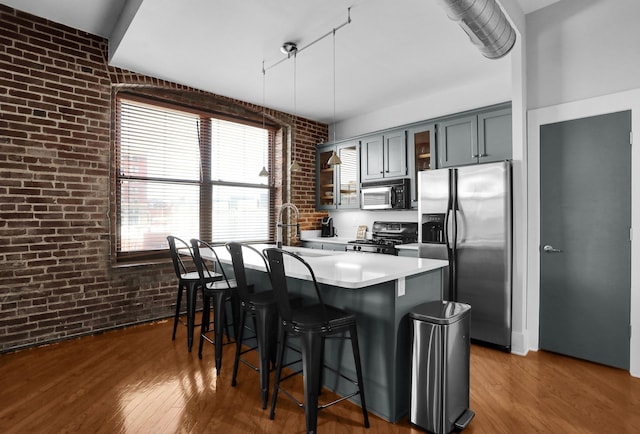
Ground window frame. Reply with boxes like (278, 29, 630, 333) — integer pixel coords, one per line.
(112, 92, 275, 264)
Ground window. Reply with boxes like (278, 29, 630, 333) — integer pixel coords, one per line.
(115, 97, 270, 261)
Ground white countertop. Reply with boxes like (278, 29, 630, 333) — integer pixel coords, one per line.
(204, 244, 446, 289)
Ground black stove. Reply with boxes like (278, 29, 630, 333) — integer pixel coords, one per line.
(347, 221, 418, 255)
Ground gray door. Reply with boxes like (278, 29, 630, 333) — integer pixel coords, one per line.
(540, 110, 631, 369)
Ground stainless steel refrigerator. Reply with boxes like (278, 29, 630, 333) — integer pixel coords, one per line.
(418, 161, 512, 350)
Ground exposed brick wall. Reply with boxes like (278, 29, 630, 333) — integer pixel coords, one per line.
(0, 5, 328, 352)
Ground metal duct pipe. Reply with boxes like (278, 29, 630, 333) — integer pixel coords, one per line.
(437, 0, 516, 59)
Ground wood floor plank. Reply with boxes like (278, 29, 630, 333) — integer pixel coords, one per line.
(1, 318, 639, 433)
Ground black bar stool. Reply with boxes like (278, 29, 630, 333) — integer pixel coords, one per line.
(263, 247, 369, 434)
(190, 238, 238, 375)
(167, 235, 221, 352)
(226, 242, 279, 409)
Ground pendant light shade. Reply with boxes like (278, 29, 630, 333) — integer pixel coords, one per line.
(289, 160, 301, 172)
(259, 166, 269, 177)
(327, 151, 342, 166)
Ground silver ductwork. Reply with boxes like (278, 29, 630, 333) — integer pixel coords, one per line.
(437, 0, 516, 59)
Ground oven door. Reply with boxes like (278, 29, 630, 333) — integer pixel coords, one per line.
(361, 186, 393, 209)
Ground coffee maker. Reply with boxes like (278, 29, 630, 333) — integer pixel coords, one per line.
(321, 217, 334, 237)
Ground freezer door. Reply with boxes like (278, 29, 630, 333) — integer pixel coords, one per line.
(418, 168, 450, 255)
(455, 161, 512, 348)
(418, 169, 452, 298)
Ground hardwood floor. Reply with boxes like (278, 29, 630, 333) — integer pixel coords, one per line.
(1, 318, 639, 433)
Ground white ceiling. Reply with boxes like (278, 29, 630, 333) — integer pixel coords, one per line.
(2, 0, 561, 124)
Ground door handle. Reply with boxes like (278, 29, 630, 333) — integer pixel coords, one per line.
(543, 244, 562, 253)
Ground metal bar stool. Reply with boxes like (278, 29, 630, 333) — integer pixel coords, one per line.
(167, 235, 222, 352)
(264, 247, 370, 434)
(191, 238, 238, 375)
(226, 242, 279, 409)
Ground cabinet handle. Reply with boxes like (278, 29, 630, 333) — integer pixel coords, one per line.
(471, 154, 479, 158)
(479, 153, 488, 157)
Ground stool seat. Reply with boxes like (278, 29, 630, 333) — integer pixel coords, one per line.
(290, 304, 356, 331)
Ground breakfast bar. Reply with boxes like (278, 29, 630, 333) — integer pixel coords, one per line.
(208, 245, 448, 422)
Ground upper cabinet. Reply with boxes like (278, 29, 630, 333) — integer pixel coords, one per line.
(360, 129, 407, 181)
(437, 104, 512, 168)
(316, 140, 360, 210)
(407, 123, 435, 208)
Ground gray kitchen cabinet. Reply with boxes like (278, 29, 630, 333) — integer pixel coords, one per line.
(407, 123, 436, 208)
(397, 248, 418, 258)
(301, 241, 348, 251)
(437, 104, 511, 168)
(316, 140, 359, 210)
(360, 129, 408, 181)
(478, 108, 512, 163)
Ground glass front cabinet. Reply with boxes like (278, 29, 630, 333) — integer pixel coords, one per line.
(316, 140, 360, 210)
(407, 123, 435, 208)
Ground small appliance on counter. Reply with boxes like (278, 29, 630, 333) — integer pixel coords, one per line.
(321, 216, 334, 237)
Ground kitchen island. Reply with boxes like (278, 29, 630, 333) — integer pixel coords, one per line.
(207, 245, 447, 422)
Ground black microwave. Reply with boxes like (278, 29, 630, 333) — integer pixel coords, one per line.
(360, 178, 410, 210)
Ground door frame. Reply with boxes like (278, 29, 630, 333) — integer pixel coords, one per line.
(527, 88, 640, 377)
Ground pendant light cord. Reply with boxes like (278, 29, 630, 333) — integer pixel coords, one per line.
(333, 28, 336, 143)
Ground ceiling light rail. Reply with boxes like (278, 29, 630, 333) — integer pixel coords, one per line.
(264, 7, 352, 73)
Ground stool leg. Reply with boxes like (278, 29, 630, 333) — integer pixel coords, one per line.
(213, 292, 227, 376)
(349, 325, 370, 428)
(186, 281, 197, 352)
(231, 308, 247, 387)
(172, 282, 184, 341)
(301, 331, 323, 434)
(198, 294, 211, 360)
(269, 325, 287, 420)
(255, 306, 275, 409)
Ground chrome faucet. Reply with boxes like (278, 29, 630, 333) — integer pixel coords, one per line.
(276, 202, 300, 248)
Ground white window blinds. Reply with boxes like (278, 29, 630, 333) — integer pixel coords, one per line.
(116, 97, 270, 258)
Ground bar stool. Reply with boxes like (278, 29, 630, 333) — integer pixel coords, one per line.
(167, 235, 221, 352)
(263, 247, 370, 434)
(226, 242, 278, 409)
(190, 238, 238, 375)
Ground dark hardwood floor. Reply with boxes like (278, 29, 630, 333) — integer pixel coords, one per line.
(1, 318, 639, 433)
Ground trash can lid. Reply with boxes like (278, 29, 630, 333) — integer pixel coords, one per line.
(409, 300, 471, 325)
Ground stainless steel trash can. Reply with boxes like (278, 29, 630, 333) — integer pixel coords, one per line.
(409, 300, 474, 433)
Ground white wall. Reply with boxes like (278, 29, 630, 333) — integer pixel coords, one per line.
(526, 0, 640, 110)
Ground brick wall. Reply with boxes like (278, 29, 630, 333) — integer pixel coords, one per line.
(0, 5, 328, 353)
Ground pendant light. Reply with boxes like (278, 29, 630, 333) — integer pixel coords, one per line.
(327, 28, 342, 166)
(258, 61, 270, 177)
(289, 47, 301, 172)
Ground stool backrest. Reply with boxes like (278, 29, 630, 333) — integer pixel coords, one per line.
(190, 238, 232, 287)
(226, 242, 270, 302)
(167, 235, 193, 278)
(263, 248, 329, 325)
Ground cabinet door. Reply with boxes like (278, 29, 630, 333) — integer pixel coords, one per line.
(437, 115, 478, 167)
(360, 135, 384, 181)
(316, 146, 337, 210)
(336, 142, 359, 208)
(478, 108, 512, 163)
(383, 130, 407, 178)
(407, 123, 435, 208)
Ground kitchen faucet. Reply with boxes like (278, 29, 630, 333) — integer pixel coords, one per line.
(276, 202, 300, 248)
